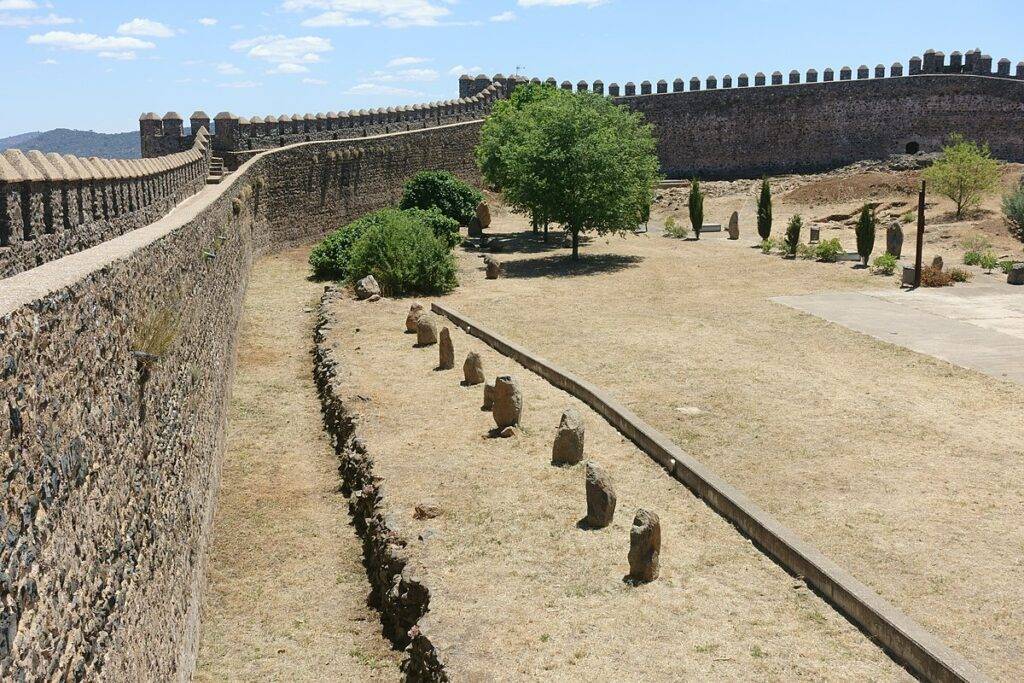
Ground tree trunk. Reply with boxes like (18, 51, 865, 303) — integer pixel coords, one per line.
(543, 221, 549, 242)
(571, 228, 579, 260)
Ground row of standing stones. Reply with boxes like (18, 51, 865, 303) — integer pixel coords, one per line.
(404, 302, 661, 583)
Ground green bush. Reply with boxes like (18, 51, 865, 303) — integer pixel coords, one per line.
(872, 252, 898, 275)
(309, 211, 383, 280)
(815, 238, 843, 262)
(961, 235, 992, 265)
(963, 250, 983, 266)
(797, 242, 817, 260)
(401, 207, 462, 249)
(663, 215, 689, 239)
(1003, 186, 1024, 241)
(399, 170, 483, 225)
(346, 210, 458, 296)
(999, 260, 1016, 274)
(760, 237, 776, 254)
(979, 252, 999, 273)
(948, 266, 972, 283)
(784, 215, 802, 256)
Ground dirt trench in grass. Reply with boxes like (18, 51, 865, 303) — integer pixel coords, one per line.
(194, 246, 401, 682)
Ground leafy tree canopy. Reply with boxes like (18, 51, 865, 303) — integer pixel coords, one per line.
(923, 133, 1001, 218)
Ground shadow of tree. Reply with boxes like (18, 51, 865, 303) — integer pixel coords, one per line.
(472, 228, 593, 256)
(502, 252, 644, 279)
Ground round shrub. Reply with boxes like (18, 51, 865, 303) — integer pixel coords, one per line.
(347, 210, 458, 296)
(308, 211, 387, 280)
(401, 207, 462, 249)
(399, 170, 483, 225)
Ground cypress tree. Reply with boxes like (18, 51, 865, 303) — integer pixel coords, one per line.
(757, 177, 772, 240)
(688, 178, 704, 240)
(856, 204, 876, 266)
(786, 214, 802, 257)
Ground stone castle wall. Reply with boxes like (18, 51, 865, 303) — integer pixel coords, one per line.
(0, 119, 484, 680)
(0, 130, 211, 278)
(461, 48, 1024, 178)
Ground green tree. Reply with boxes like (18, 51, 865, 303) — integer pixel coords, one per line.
(757, 177, 772, 240)
(688, 178, 704, 240)
(477, 88, 660, 259)
(855, 204, 877, 266)
(399, 170, 482, 225)
(1002, 185, 1024, 242)
(785, 215, 802, 257)
(923, 133, 1001, 218)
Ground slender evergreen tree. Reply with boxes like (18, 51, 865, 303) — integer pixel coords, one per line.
(856, 204, 877, 266)
(688, 178, 704, 239)
(757, 177, 773, 240)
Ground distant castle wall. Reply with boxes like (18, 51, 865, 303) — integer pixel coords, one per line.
(0, 130, 211, 277)
(0, 119, 485, 681)
(461, 49, 1024, 178)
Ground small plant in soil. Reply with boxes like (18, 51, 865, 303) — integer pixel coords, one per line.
(784, 215, 802, 257)
(663, 215, 690, 239)
(948, 266, 972, 283)
(855, 204, 876, 266)
(979, 252, 999, 273)
(760, 237, 776, 254)
(999, 260, 1016, 274)
(815, 238, 843, 262)
(872, 252, 898, 275)
(797, 242, 817, 260)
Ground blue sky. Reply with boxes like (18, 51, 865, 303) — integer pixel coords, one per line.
(3, 0, 1022, 137)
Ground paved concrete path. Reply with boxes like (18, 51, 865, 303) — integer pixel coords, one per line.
(774, 282, 1024, 385)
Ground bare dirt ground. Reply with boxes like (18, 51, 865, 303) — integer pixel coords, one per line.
(322, 294, 910, 681)
(195, 248, 401, 681)
(426, 166, 1024, 679)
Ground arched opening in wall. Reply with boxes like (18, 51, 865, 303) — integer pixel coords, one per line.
(905, 141, 920, 155)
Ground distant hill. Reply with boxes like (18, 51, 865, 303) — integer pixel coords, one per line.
(1, 128, 140, 159)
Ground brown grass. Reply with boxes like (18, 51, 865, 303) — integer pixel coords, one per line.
(321, 293, 909, 680)
(433, 187, 1024, 679)
(194, 247, 401, 681)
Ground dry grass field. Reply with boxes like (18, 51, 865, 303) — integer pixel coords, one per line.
(426, 166, 1024, 679)
(321, 290, 910, 681)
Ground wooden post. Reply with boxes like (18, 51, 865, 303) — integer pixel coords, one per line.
(914, 180, 925, 289)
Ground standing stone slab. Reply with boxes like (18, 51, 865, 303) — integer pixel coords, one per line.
(809, 226, 821, 244)
(405, 303, 424, 333)
(438, 327, 454, 369)
(491, 375, 522, 429)
(1008, 263, 1024, 285)
(726, 211, 739, 240)
(886, 221, 904, 258)
(355, 275, 381, 300)
(463, 352, 485, 385)
(482, 382, 495, 410)
(628, 509, 661, 583)
(485, 257, 502, 280)
(931, 255, 944, 272)
(584, 462, 616, 528)
(551, 407, 585, 466)
(476, 201, 491, 229)
(416, 314, 438, 346)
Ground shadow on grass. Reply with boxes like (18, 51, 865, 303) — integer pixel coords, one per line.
(472, 228, 581, 256)
(502, 253, 644, 279)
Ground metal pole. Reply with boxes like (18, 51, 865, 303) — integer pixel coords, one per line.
(914, 180, 925, 289)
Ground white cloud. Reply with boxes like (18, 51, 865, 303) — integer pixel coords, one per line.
(387, 55, 429, 67)
(303, 77, 327, 85)
(490, 11, 516, 22)
(0, 0, 37, 9)
(231, 34, 332, 64)
(518, 0, 606, 6)
(267, 62, 308, 74)
(282, 0, 452, 28)
(117, 18, 176, 38)
(215, 62, 243, 75)
(219, 80, 261, 89)
(0, 12, 74, 27)
(98, 50, 137, 60)
(198, 17, 218, 26)
(27, 31, 156, 60)
(448, 64, 483, 76)
(40, 57, 56, 64)
(344, 82, 422, 97)
(368, 67, 437, 82)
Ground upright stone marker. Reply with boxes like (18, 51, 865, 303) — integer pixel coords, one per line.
(727, 211, 739, 240)
(482, 382, 496, 410)
(416, 314, 438, 346)
(932, 255, 944, 272)
(628, 509, 661, 583)
(463, 352, 485, 385)
(405, 303, 424, 333)
(355, 275, 381, 300)
(584, 462, 616, 528)
(438, 327, 454, 369)
(492, 375, 523, 429)
(1008, 263, 1024, 285)
(485, 257, 502, 280)
(809, 226, 821, 244)
(886, 221, 904, 258)
(552, 407, 585, 466)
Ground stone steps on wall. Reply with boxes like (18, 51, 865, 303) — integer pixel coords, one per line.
(206, 156, 230, 184)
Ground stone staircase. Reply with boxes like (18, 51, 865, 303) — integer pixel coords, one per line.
(206, 156, 230, 184)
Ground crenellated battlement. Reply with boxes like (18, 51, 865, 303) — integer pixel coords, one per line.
(1, 128, 211, 276)
(140, 82, 506, 161)
(458, 48, 1023, 98)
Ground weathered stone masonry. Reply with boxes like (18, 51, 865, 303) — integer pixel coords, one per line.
(0, 130, 211, 279)
(1, 119, 484, 681)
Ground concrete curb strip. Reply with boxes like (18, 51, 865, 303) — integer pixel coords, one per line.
(431, 302, 989, 683)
